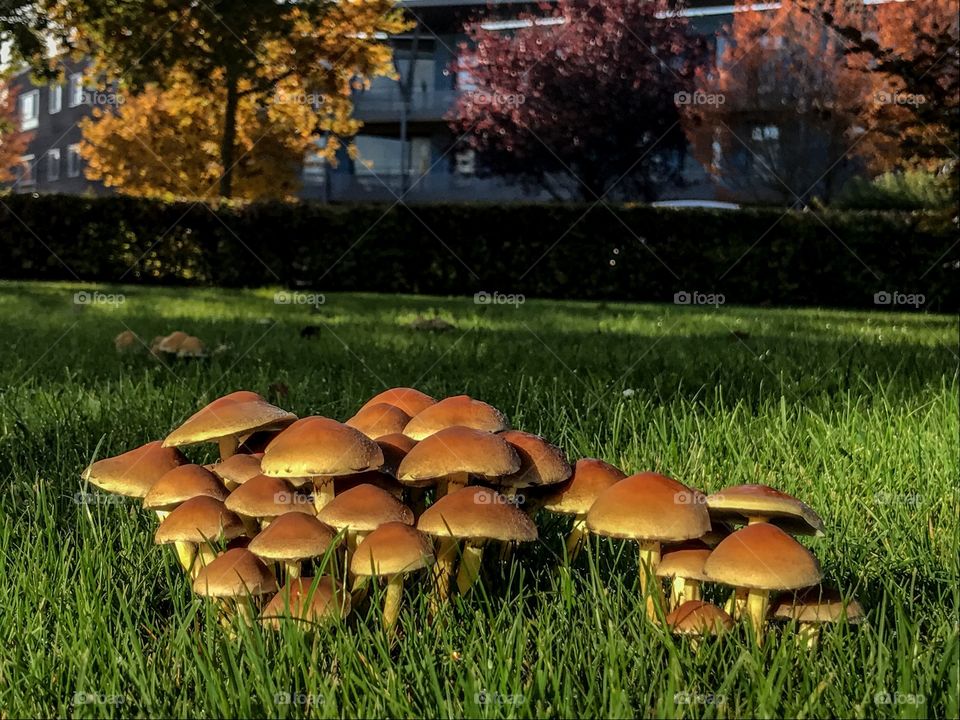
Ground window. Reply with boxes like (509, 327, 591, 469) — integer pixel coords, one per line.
(46, 149, 61, 182)
(67, 144, 82, 178)
(455, 149, 476, 176)
(19, 89, 39, 130)
(49, 84, 62, 114)
(68, 73, 84, 107)
(18, 155, 35, 187)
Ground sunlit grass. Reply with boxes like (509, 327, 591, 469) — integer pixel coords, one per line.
(0, 280, 956, 718)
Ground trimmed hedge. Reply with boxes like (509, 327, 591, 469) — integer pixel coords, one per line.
(1, 194, 956, 310)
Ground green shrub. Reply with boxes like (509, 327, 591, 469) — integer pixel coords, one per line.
(835, 171, 954, 211)
(0, 194, 955, 310)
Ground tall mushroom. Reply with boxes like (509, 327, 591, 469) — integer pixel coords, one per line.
(539, 458, 626, 562)
(248, 512, 339, 580)
(703, 522, 822, 645)
(350, 522, 435, 634)
(402, 395, 508, 441)
(586, 472, 711, 622)
(155, 496, 246, 575)
(193, 547, 278, 625)
(163, 390, 297, 460)
(260, 416, 384, 513)
(417, 486, 538, 597)
(82, 440, 187, 503)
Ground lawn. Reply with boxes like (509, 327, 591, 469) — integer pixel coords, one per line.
(0, 280, 956, 718)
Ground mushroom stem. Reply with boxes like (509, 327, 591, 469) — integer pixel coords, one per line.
(565, 515, 589, 564)
(439, 471, 469, 498)
(174, 541, 196, 574)
(669, 577, 687, 610)
(430, 538, 458, 613)
(351, 575, 370, 607)
(745, 589, 771, 646)
(154, 510, 170, 522)
(747, 515, 769, 525)
(638, 540, 664, 622)
(312, 477, 335, 513)
(724, 587, 749, 620)
(193, 544, 217, 579)
(239, 514, 260, 539)
(218, 435, 239, 461)
(234, 599, 254, 628)
(456, 541, 485, 595)
(383, 574, 404, 634)
(284, 560, 301, 580)
(797, 621, 820, 649)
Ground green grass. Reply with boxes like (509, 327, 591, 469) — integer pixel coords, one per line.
(0, 280, 957, 719)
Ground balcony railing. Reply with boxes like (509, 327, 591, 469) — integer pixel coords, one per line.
(352, 88, 458, 123)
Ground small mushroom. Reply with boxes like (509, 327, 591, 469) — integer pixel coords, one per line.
(586, 472, 711, 622)
(260, 416, 383, 512)
(402, 395, 508, 441)
(143, 464, 228, 519)
(346, 403, 412, 440)
(359, 387, 436, 417)
(350, 522, 435, 634)
(260, 576, 350, 630)
(176, 336, 206, 358)
(666, 600, 734, 649)
(163, 390, 297, 460)
(417, 486, 537, 597)
(224, 473, 314, 535)
(114, 330, 139, 353)
(193, 548, 278, 625)
(539, 458, 626, 562)
(155, 496, 246, 575)
(770, 585, 865, 648)
(656, 541, 712, 611)
(209, 453, 263, 491)
(703, 522, 822, 646)
(248, 512, 339, 579)
(156, 331, 189, 355)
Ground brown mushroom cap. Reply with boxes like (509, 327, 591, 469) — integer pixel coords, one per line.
(334, 470, 405, 499)
(350, 522, 435, 577)
(260, 416, 383, 477)
(706, 484, 825, 536)
(656, 541, 712, 581)
(114, 330, 138, 353)
(402, 395, 508, 441)
(177, 336, 206, 358)
(143, 464, 228, 511)
(375, 433, 418, 477)
(360, 387, 436, 417)
(417, 486, 538, 542)
(210, 453, 263, 486)
(771, 586, 865, 624)
(192, 547, 277, 598)
(700, 520, 734, 548)
(260, 576, 350, 628)
(155, 496, 246, 544)
(157, 331, 189, 354)
(346, 403, 412, 440)
(540, 458, 626, 514)
(585, 472, 711, 542)
(666, 600, 735, 635)
(82, 441, 188, 498)
(397, 427, 520, 487)
(315, 484, 414, 532)
(224, 474, 314, 518)
(248, 513, 338, 562)
(163, 391, 297, 448)
(496, 431, 572, 489)
(703, 523, 822, 591)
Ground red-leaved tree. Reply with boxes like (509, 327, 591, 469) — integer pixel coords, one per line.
(449, 0, 706, 201)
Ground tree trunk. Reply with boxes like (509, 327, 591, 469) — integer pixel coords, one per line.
(219, 65, 240, 199)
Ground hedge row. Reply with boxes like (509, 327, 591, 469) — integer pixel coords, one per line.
(1, 194, 956, 310)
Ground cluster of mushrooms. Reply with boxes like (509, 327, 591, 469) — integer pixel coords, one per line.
(81, 388, 863, 644)
(113, 329, 207, 358)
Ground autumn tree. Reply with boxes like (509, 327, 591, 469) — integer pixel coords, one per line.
(0, 82, 33, 183)
(44, 0, 408, 198)
(683, 0, 874, 205)
(449, 0, 706, 201)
